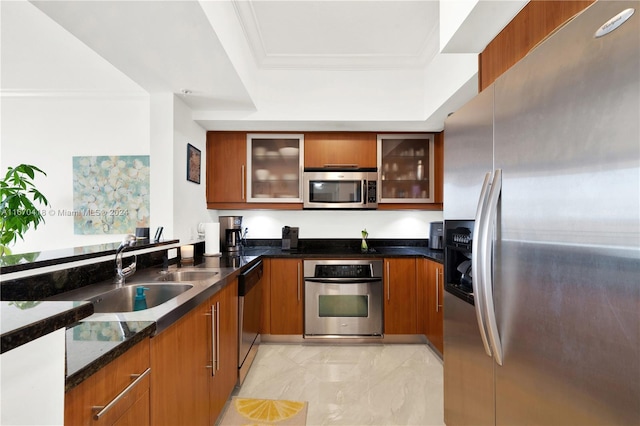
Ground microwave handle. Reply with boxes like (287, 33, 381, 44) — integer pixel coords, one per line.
(363, 180, 367, 205)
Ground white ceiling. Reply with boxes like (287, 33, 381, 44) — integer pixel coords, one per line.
(2, 0, 527, 132)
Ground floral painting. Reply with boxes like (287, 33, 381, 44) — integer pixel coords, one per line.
(72, 156, 150, 234)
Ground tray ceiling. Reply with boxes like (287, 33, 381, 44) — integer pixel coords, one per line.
(3, 0, 525, 131)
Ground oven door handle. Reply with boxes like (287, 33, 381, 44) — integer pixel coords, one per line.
(304, 277, 382, 284)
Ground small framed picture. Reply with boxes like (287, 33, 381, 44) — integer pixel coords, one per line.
(187, 143, 201, 184)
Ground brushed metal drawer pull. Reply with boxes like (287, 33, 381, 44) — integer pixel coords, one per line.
(92, 367, 151, 420)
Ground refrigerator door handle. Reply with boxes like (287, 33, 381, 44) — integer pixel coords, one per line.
(481, 168, 504, 365)
(473, 171, 493, 357)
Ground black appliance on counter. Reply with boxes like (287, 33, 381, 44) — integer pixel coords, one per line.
(429, 221, 443, 250)
(281, 226, 299, 250)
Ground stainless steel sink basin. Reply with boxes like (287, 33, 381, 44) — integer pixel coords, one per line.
(157, 271, 218, 282)
(89, 283, 193, 313)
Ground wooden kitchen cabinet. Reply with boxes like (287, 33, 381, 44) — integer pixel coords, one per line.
(479, 0, 593, 91)
(207, 131, 302, 209)
(417, 258, 444, 354)
(383, 258, 417, 334)
(378, 132, 443, 210)
(210, 279, 239, 421)
(269, 258, 303, 335)
(150, 280, 238, 425)
(65, 338, 151, 426)
(150, 300, 209, 425)
(206, 130, 443, 210)
(247, 133, 304, 203)
(378, 134, 435, 203)
(427, 260, 444, 353)
(206, 131, 247, 208)
(304, 132, 377, 169)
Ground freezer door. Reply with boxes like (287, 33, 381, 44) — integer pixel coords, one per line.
(493, 1, 640, 424)
(443, 86, 494, 220)
(443, 292, 495, 425)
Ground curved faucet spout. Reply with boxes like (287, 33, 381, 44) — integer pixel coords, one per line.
(115, 234, 137, 285)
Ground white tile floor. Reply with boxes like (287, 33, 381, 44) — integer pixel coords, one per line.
(234, 343, 444, 426)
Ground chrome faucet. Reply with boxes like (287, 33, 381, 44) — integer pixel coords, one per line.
(115, 234, 137, 286)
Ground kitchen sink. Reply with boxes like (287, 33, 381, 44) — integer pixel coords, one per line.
(157, 271, 218, 282)
(89, 283, 193, 313)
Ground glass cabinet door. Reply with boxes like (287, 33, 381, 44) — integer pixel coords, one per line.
(377, 134, 434, 203)
(246, 134, 304, 202)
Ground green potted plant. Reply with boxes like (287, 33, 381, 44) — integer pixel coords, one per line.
(0, 164, 50, 256)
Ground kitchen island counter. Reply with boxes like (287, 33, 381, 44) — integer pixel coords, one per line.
(57, 245, 441, 388)
(1, 300, 93, 354)
(4, 240, 441, 391)
(65, 320, 155, 391)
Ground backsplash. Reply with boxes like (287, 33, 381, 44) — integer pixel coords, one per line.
(0, 249, 170, 301)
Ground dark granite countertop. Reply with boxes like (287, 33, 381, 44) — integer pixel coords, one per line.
(65, 320, 155, 391)
(1, 300, 94, 354)
(242, 245, 444, 263)
(3, 239, 442, 391)
(57, 245, 441, 389)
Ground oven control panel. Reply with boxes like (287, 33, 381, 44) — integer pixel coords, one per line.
(314, 264, 372, 279)
(303, 259, 384, 279)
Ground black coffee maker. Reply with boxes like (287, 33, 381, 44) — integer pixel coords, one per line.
(429, 221, 444, 250)
(281, 226, 299, 250)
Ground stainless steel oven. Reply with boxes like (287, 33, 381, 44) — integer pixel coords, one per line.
(304, 259, 383, 337)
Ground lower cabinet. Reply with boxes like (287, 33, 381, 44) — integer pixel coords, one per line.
(150, 279, 238, 425)
(262, 256, 442, 347)
(383, 258, 417, 334)
(269, 258, 303, 335)
(65, 338, 151, 426)
(210, 279, 239, 420)
(417, 258, 444, 354)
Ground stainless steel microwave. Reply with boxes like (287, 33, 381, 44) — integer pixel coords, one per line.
(303, 168, 378, 209)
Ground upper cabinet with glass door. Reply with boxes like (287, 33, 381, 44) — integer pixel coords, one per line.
(247, 134, 304, 203)
(377, 134, 435, 203)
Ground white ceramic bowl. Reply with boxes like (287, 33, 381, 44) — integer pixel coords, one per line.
(279, 147, 299, 156)
(254, 147, 267, 156)
(255, 169, 269, 181)
(283, 173, 297, 181)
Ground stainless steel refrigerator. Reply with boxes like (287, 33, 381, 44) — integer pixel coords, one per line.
(442, 1, 639, 425)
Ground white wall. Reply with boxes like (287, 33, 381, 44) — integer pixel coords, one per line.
(172, 95, 215, 241)
(1, 94, 152, 253)
(0, 1, 214, 255)
(213, 209, 443, 240)
(1, 1, 444, 256)
(0, 93, 218, 254)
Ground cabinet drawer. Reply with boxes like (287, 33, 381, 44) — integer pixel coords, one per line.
(65, 339, 150, 425)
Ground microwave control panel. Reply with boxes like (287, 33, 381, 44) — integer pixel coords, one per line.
(366, 180, 377, 204)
